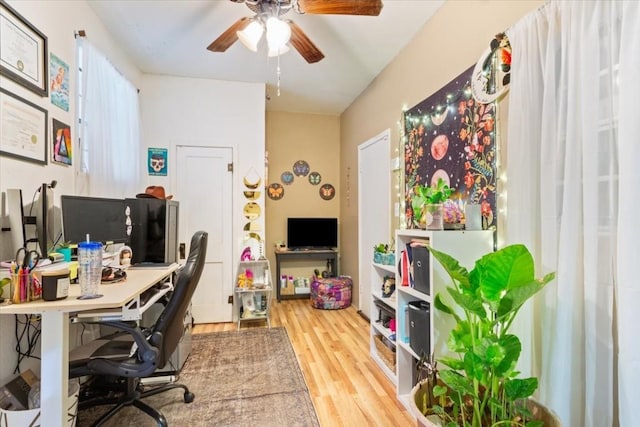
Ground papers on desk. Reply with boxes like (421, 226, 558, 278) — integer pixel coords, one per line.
(0, 258, 52, 269)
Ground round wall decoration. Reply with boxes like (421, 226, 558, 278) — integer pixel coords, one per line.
(243, 190, 260, 200)
(471, 32, 512, 104)
(267, 183, 284, 200)
(243, 202, 261, 220)
(281, 171, 294, 185)
(293, 160, 310, 177)
(243, 221, 261, 232)
(243, 176, 261, 190)
(308, 172, 322, 185)
(319, 184, 335, 200)
(243, 167, 262, 189)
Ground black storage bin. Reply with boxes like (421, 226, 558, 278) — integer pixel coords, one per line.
(411, 246, 430, 295)
(408, 300, 430, 357)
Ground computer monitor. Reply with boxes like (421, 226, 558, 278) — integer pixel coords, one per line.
(61, 195, 129, 245)
(33, 183, 55, 255)
(6, 189, 27, 252)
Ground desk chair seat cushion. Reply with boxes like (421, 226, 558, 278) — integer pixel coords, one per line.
(69, 331, 135, 365)
(69, 322, 160, 379)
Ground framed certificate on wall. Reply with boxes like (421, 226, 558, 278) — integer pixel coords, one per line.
(0, 87, 48, 164)
(0, 1, 48, 97)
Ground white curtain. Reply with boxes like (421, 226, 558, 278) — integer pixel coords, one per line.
(77, 38, 142, 198)
(505, 1, 640, 425)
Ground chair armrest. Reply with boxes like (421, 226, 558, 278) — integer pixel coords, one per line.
(86, 321, 159, 378)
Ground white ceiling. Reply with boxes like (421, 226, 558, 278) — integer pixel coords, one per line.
(87, 0, 444, 115)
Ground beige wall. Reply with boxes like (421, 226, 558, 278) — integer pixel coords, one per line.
(265, 111, 340, 280)
(339, 0, 545, 304)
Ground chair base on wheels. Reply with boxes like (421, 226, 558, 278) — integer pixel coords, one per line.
(78, 376, 194, 427)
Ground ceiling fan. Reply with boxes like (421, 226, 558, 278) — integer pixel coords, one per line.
(206, 0, 384, 64)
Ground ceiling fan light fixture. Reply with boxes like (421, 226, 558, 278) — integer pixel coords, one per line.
(265, 16, 291, 52)
(237, 19, 264, 52)
(268, 44, 290, 57)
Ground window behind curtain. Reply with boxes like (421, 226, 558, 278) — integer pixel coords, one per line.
(76, 38, 142, 198)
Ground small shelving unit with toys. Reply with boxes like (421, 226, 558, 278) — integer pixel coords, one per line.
(234, 259, 272, 330)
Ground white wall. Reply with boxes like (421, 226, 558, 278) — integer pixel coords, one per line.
(0, 0, 143, 383)
(0, 1, 265, 383)
(139, 74, 265, 261)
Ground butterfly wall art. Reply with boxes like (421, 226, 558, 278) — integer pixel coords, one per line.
(267, 183, 284, 200)
(270, 160, 334, 201)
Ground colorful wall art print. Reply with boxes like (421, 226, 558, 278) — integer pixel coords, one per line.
(148, 148, 168, 176)
(404, 65, 497, 229)
(52, 118, 72, 165)
(49, 53, 70, 111)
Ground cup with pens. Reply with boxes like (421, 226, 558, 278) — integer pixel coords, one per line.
(10, 248, 43, 304)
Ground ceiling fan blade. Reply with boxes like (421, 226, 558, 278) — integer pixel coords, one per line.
(296, 0, 383, 16)
(288, 20, 324, 64)
(206, 17, 251, 52)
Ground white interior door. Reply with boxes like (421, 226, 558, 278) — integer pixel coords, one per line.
(176, 146, 233, 323)
(358, 130, 391, 319)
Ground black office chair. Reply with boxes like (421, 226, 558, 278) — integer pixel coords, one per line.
(70, 231, 208, 427)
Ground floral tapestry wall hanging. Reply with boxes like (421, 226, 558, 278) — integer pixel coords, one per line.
(404, 65, 497, 229)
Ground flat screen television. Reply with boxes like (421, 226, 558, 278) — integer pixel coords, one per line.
(287, 218, 338, 250)
(61, 195, 129, 245)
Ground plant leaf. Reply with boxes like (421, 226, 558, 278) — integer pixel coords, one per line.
(447, 287, 487, 319)
(434, 293, 461, 323)
(484, 341, 506, 368)
(494, 334, 521, 376)
(433, 385, 448, 397)
(448, 320, 473, 353)
(497, 274, 555, 319)
(438, 356, 464, 371)
(463, 351, 484, 381)
(427, 246, 470, 287)
(439, 369, 474, 396)
(475, 244, 535, 303)
(504, 377, 538, 400)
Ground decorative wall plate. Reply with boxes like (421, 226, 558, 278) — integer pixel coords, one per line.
(267, 183, 284, 200)
(243, 190, 261, 200)
(243, 202, 261, 220)
(471, 33, 511, 104)
(308, 172, 322, 185)
(243, 221, 261, 232)
(281, 171, 294, 185)
(293, 160, 310, 177)
(243, 176, 262, 190)
(243, 167, 262, 189)
(319, 184, 335, 200)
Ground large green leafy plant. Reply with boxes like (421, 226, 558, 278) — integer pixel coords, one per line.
(423, 244, 555, 427)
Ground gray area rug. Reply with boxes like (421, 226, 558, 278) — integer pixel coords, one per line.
(77, 327, 320, 426)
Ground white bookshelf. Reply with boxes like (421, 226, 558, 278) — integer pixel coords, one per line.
(392, 229, 494, 411)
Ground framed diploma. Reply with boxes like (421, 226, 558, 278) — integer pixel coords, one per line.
(0, 1, 48, 97)
(0, 87, 48, 164)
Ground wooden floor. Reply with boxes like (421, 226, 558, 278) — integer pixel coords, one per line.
(193, 299, 414, 426)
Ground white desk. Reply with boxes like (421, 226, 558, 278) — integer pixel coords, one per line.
(0, 263, 180, 427)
